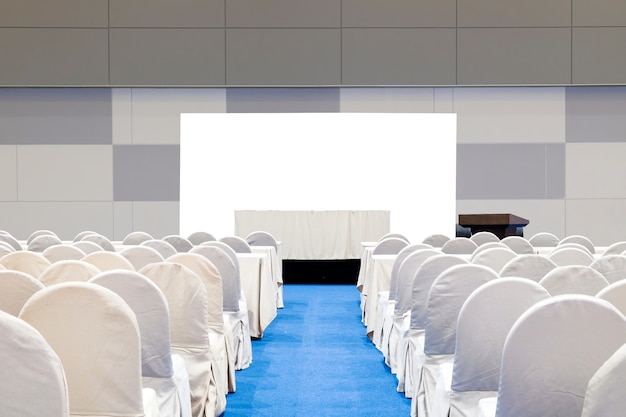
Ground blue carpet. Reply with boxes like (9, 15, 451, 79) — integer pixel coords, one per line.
(226, 284, 411, 416)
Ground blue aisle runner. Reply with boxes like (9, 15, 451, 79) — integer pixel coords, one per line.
(226, 284, 411, 416)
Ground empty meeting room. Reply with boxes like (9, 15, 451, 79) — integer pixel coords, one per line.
(1, 1, 626, 416)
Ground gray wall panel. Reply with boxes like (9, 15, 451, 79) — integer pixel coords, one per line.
(0, 146, 17, 200)
(572, 28, 626, 85)
(566, 86, 626, 142)
(226, 0, 340, 27)
(0, 29, 109, 86)
(342, 0, 456, 28)
(226, 29, 341, 85)
(342, 29, 456, 86)
(131, 202, 180, 239)
(339, 88, 435, 112)
(110, 0, 225, 28)
(0, 0, 108, 27)
(227, 88, 340, 112)
(457, 144, 549, 199)
(457, 28, 571, 85)
(113, 145, 180, 201)
(573, 0, 626, 26)
(0, 88, 112, 145)
(458, 0, 570, 27)
(110, 29, 226, 86)
(547, 143, 566, 198)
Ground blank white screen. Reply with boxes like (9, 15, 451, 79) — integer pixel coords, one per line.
(180, 112, 456, 243)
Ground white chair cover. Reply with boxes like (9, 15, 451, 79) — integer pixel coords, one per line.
(72, 240, 103, 254)
(372, 237, 409, 255)
(121, 245, 165, 271)
(80, 233, 116, 252)
(449, 278, 550, 417)
(596, 279, 626, 315)
(422, 234, 450, 248)
(141, 261, 225, 417)
(26, 229, 58, 245)
(0, 270, 44, 316)
(601, 240, 626, 255)
(90, 270, 192, 417)
(82, 250, 136, 271)
(27, 234, 63, 252)
(538, 265, 609, 296)
(38, 260, 101, 286)
(219, 236, 253, 253)
(581, 342, 626, 417)
(413, 264, 499, 417)
(499, 254, 557, 282)
(0, 251, 52, 278)
(73, 230, 98, 242)
(528, 232, 559, 247)
(245, 230, 278, 250)
(441, 238, 478, 255)
(141, 239, 178, 260)
(123, 231, 154, 245)
(42, 244, 86, 263)
(547, 246, 594, 266)
(163, 235, 194, 253)
(558, 234, 596, 254)
(188, 231, 217, 245)
(381, 232, 410, 242)
(470, 232, 500, 246)
(470, 247, 516, 273)
(0, 233, 23, 251)
(0, 310, 70, 417)
(499, 236, 534, 254)
(483, 295, 626, 417)
(19, 282, 158, 417)
(165, 253, 233, 396)
(470, 242, 507, 257)
(398, 254, 468, 396)
(0, 241, 15, 258)
(589, 254, 626, 283)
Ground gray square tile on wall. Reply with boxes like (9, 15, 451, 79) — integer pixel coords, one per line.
(113, 145, 180, 201)
(226, 88, 340, 112)
(566, 86, 626, 142)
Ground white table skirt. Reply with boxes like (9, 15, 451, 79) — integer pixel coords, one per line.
(237, 253, 277, 338)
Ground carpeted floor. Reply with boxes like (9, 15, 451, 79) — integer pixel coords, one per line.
(226, 284, 411, 416)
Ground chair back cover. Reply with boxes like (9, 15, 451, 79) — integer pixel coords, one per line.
(0, 270, 44, 316)
(581, 342, 626, 417)
(441, 238, 478, 255)
(528, 232, 560, 247)
(500, 236, 534, 254)
(389, 245, 438, 301)
(470, 247, 517, 273)
(499, 254, 558, 282)
(245, 230, 278, 249)
(0, 241, 15, 258)
(558, 234, 596, 254)
(380, 232, 410, 242)
(0, 310, 70, 417)
(590, 254, 626, 283)
(82, 251, 136, 272)
(72, 230, 98, 242)
(72, 240, 103, 254)
(410, 254, 469, 330)
(494, 295, 626, 417)
(187, 231, 217, 245)
(219, 236, 253, 253)
(141, 239, 178, 259)
(373, 237, 410, 255)
(601, 241, 626, 256)
(422, 234, 451, 248)
(469, 231, 500, 246)
(120, 245, 165, 271)
(163, 235, 194, 253)
(393, 249, 442, 317)
(0, 233, 23, 251)
(0, 251, 52, 278)
(547, 246, 594, 266)
(80, 233, 116, 252)
(26, 229, 58, 245)
(42, 244, 86, 263)
(470, 242, 507, 257)
(38, 260, 101, 286)
(190, 245, 240, 312)
(122, 231, 154, 245)
(597, 280, 626, 316)
(200, 241, 241, 274)
(27, 234, 63, 252)
(19, 282, 145, 417)
(539, 265, 609, 296)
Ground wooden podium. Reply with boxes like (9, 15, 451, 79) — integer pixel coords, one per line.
(458, 213, 529, 239)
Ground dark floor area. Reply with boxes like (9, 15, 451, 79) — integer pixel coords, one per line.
(282, 259, 361, 285)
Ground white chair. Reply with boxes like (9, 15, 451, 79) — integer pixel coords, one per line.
(470, 247, 517, 274)
(558, 234, 596, 254)
(0, 250, 52, 278)
(163, 235, 194, 253)
(188, 231, 217, 245)
(422, 234, 450, 248)
(500, 236, 534, 254)
(449, 278, 550, 417)
(141, 239, 179, 259)
(539, 265, 609, 296)
(381, 232, 410, 243)
(596, 279, 626, 315)
(0, 310, 70, 417)
(581, 342, 626, 417)
(38, 260, 101, 286)
(245, 230, 278, 250)
(26, 229, 58, 245)
(0, 233, 23, 251)
(550, 241, 593, 255)
(219, 236, 253, 254)
(42, 244, 86, 263)
(590, 254, 626, 283)
(82, 250, 136, 272)
(79, 233, 116, 252)
(0, 241, 15, 258)
(190, 244, 253, 371)
(398, 254, 469, 396)
(91, 270, 192, 417)
(528, 232, 559, 247)
(441, 238, 478, 255)
(413, 264, 499, 417)
(165, 253, 233, 398)
(601, 240, 626, 256)
(470, 231, 500, 246)
(547, 246, 594, 266)
(27, 234, 63, 252)
(19, 282, 159, 417)
(71, 240, 103, 254)
(373, 237, 410, 255)
(470, 242, 507, 257)
(499, 254, 558, 282)
(120, 245, 165, 271)
(123, 231, 154, 245)
(141, 261, 226, 417)
(479, 295, 626, 417)
(0, 270, 44, 316)
(72, 230, 98, 242)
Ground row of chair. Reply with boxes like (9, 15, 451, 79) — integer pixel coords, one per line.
(362, 231, 626, 417)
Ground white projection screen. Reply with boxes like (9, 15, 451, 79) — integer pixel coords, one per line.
(180, 113, 456, 247)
